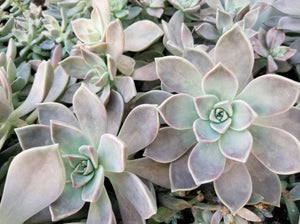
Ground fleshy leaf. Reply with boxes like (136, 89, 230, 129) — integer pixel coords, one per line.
(237, 208, 262, 222)
(246, 154, 281, 206)
(170, 149, 198, 191)
(118, 104, 159, 155)
(156, 56, 203, 96)
(71, 171, 94, 188)
(214, 25, 254, 90)
(214, 161, 252, 215)
(210, 118, 232, 134)
(87, 188, 116, 224)
(15, 125, 52, 150)
(158, 94, 199, 129)
(38, 102, 80, 128)
(106, 90, 124, 135)
(71, 18, 100, 43)
(231, 100, 257, 131)
(189, 142, 226, 185)
(59, 56, 90, 79)
(126, 158, 171, 189)
(202, 63, 238, 101)
(193, 118, 220, 142)
(98, 134, 126, 173)
(49, 183, 85, 221)
(108, 172, 157, 219)
(144, 127, 196, 163)
(0, 145, 65, 223)
(106, 19, 124, 62)
(82, 166, 104, 202)
(250, 125, 300, 174)
(124, 20, 163, 52)
(194, 95, 219, 120)
(219, 129, 253, 163)
(114, 76, 137, 103)
(237, 75, 299, 116)
(51, 121, 88, 155)
(73, 84, 107, 148)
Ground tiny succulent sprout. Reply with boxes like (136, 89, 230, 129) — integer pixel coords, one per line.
(145, 25, 300, 214)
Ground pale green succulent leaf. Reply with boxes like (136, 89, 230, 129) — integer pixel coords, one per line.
(253, 107, 300, 139)
(231, 100, 257, 131)
(210, 118, 232, 134)
(0, 88, 11, 123)
(124, 20, 163, 52)
(237, 75, 299, 116)
(194, 95, 219, 120)
(7, 59, 17, 82)
(126, 157, 171, 189)
(219, 129, 253, 163)
(38, 102, 80, 128)
(50, 183, 85, 221)
(118, 104, 159, 155)
(158, 94, 199, 129)
(82, 166, 104, 202)
(114, 76, 137, 103)
(87, 188, 116, 224)
(216, 9, 233, 32)
(202, 63, 238, 101)
(15, 124, 52, 150)
(250, 125, 300, 174)
(188, 142, 226, 185)
(181, 23, 194, 49)
(246, 154, 281, 206)
(156, 56, 203, 96)
(51, 121, 88, 155)
(145, 127, 196, 163)
(71, 169, 94, 188)
(214, 161, 252, 215)
(79, 145, 98, 168)
(183, 48, 214, 77)
(60, 56, 91, 79)
(214, 25, 254, 90)
(106, 19, 124, 62)
(244, 8, 259, 29)
(108, 171, 157, 219)
(98, 134, 126, 173)
(193, 118, 220, 142)
(71, 18, 101, 43)
(237, 208, 262, 222)
(81, 48, 106, 70)
(11, 61, 53, 119)
(170, 149, 198, 192)
(73, 84, 108, 148)
(0, 144, 65, 224)
(64, 154, 87, 169)
(91, 0, 110, 34)
(118, 55, 136, 77)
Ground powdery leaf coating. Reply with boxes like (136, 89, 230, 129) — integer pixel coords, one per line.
(144, 128, 196, 163)
(82, 166, 104, 202)
(156, 56, 203, 96)
(214, 161, 252, 215)
(194, 95, 219, 120)
(73, 85, 107, 148)
(237, 208, 262, 222)
(158, 94, 199, 129)
(250, 125, 300, 174)
(237, 75, 299, 116)
(170, 150, 198, 192)
(118, 104, 159, 155)
(193, 118, 220, 142)
(188, 142, 226, 185)
(214, 25, 254, 90)
(0, 145, 65, 224)
(124, 20, 163, 52)
(202, 63, 238, 101)
(98, 134, 126, 173)
(246, 154, 281, 206)
(114, 76, 137, 103)
(59, 56, 90, 79)
(105, 19, 124, 62)
(71, 19, 101, 43)
(87, 189, 116, 224)
(106, 90, 124, 135)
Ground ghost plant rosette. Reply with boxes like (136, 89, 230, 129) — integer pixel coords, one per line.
(145, 25, 300, 214)
(0, 85, 159, 223)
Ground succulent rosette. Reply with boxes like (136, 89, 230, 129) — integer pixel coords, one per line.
(0, 84, 160, 223)
(145, 25, 300, 214)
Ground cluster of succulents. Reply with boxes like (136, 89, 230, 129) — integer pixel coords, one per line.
(0, 0, 299, 223)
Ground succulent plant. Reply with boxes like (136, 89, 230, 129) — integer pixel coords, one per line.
(251, 27, 297, 73)
(0, 84, 160, 223)
(168, 0, 201, 13)
(131, 0, 165, 18)
(195, 0, 260, 42)
(145, 25, 300, 214)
